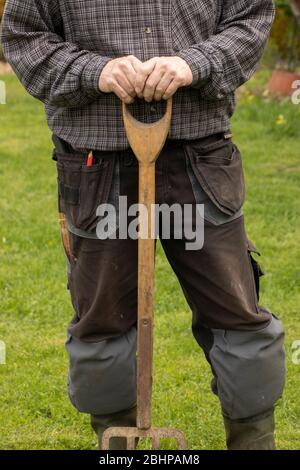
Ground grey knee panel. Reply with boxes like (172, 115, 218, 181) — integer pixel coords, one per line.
(65, 326, 137, 415)
(209, 316, 285, 420)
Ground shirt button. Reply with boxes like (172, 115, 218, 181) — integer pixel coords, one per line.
(144, 27, 152, 34)
(150, 106, 156, 113)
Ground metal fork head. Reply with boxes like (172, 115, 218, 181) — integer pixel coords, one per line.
(102, 427, 186, 450)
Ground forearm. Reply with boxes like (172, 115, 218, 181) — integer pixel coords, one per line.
(1, 0, 111, 108)
(177, 0, 275, 99)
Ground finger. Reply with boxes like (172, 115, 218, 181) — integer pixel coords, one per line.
(128, 55, 147, 94)
(112, 81, 134, 104)
(115, 68, 137, 98)
(143, 64, 165, 102)
(162, 78, 180, 99)
(116, 61, 138, 97)
(153, 73, 173, 101)
(135, 58, 157, 98)
(128, 54, 144, 72)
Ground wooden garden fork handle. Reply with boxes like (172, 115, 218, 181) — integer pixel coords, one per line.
(122, 98, 173, 430)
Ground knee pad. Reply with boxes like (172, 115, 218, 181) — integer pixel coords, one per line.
(65, 326, 137, 415)
(198, 316, 285, 420)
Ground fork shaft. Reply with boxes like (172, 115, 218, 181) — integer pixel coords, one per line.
(137, 162, 156, 430)
(121, 98, 173, 434)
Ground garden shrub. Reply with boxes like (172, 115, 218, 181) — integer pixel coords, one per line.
(270, 1, 300, 67)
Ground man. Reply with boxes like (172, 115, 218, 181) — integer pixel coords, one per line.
(1, 0, 285, 450)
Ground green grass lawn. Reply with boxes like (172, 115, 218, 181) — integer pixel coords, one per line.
(0, 73, 300, 450)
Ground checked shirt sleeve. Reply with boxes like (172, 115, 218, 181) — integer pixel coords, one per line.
(177, 0, 275, 100)
(1, 0, 111, 108)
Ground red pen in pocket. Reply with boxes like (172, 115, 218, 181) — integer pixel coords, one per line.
(87, 151, 94, 167)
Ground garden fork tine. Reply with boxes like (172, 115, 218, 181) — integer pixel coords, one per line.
(102, 97, 186, 450)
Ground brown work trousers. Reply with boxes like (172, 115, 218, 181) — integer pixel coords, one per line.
(55, 133, 271, 340)
(53, 133, 285, 420)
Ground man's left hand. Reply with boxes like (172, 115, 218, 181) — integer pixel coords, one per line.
(135, 56, 193, 102)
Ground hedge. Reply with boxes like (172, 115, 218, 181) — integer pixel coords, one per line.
(0, 0, 5, 21)
(271, 0, 300, 66)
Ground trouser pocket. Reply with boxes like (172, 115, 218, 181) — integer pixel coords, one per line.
(55, 150, 116, 232)
(184, 134, 245, 217)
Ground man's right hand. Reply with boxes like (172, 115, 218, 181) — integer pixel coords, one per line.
(99, 55, 147, 104)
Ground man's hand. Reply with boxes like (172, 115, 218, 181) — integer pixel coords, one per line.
(135, 56, 193, 102)
(99, 55, 146, 104)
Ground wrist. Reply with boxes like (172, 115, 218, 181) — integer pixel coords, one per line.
(98, 59, 114, 93)
(177, 49, 211, 87)
(81, 55, 112, 96)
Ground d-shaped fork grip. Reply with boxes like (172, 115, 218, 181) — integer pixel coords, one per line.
(122, 98, 173, 164)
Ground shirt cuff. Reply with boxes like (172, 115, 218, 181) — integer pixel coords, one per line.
(177, 48, 211, 87)
(81, 54, 112, 97)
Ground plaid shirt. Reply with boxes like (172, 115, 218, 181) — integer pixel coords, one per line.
(1, 0, 275, 151)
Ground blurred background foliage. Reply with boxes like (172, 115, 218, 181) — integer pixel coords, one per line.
(0, 0, 4, 19)
(267, 0, 300, 70)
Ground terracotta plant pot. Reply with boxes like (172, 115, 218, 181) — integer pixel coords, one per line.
(267, 69, 300, 97)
